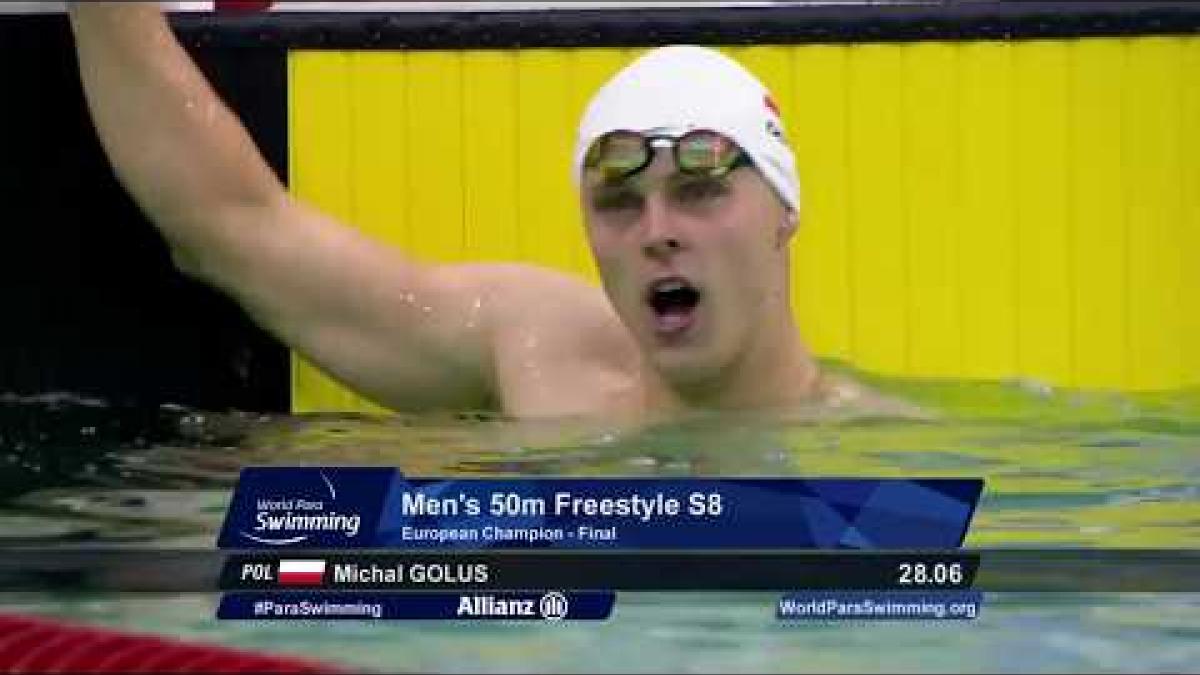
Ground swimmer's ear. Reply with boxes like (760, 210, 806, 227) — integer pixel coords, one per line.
(776, 209, 799, 247)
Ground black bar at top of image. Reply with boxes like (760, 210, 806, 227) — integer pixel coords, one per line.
(164, 2, 1200, 51)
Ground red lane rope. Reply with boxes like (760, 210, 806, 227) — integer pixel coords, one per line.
(0, 613, 343, 674)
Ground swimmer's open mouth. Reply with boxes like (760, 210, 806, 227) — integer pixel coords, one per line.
(647, 277, 702, 335)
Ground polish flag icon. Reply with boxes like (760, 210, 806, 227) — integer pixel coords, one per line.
(278, 560, 326, 586)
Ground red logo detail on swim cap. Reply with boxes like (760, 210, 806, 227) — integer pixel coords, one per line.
(764, 94, 780, 118)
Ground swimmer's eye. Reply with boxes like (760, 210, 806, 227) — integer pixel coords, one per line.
(590, 185, 644, 213)
(668, 176, 729, 205)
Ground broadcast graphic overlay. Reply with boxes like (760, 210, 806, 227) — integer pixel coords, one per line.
(213, 467, 986, 622)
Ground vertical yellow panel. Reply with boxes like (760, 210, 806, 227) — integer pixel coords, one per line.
(516, 50, 579, 272)
(289, 53, 353, 234)
(1125, 37, 1184, 390)
(348, 53, 410, 250)
(462, 51, 520, 261)
(567, 48, 633, 281)
(846, 44, 907, 374)
(1014, 41, 1073, 386)
(903, 42, 961, 377)
(958, 41, 1018, 379)
(404, 51, 465, 263)
(1069, 39, 1128, 391)
(1182, 38, 1200, 386)
(289, 52, 361, 413)
(791, 45, 851, 360)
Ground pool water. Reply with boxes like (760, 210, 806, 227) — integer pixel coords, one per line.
(2, 368, 1198, 673)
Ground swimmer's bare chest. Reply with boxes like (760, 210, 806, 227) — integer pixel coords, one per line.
(484, 310, 930, 420)
(489, 349, 925, 421)
(478, 280, 925, 420)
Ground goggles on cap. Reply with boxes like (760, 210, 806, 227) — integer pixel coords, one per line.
(582, 129, 753, 184)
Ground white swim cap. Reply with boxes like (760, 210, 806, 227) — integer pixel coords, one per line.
(573, 45, 799, 213)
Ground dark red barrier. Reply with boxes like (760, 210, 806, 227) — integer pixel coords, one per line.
(215, 1, 273, 12)
(0, 613, 343, 673)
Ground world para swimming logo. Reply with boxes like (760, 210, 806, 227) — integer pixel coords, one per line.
(236, 469, 363, 546)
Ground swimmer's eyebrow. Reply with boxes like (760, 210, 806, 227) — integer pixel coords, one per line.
(667, 172, 731, 189)
(589, 182, 645, 210)
(664, 172, 733, 200)
(592, 170, 731, 191)
(588, 173, 731, 209)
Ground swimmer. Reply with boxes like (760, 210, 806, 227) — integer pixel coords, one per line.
(68, 3, 919, 421)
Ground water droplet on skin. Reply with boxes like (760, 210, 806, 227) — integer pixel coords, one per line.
(465, 297, 483, 329)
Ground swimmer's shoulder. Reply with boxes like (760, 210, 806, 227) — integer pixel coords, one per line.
(462, 262, 636, 360)
(460, 262, 641, 415)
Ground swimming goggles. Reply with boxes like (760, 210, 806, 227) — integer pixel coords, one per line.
(583, 129, 753, 184)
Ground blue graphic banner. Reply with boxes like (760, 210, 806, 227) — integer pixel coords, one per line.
(217, 468, 982, 550)
(218, 591, 614, 621)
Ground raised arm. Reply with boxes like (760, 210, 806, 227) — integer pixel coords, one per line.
(68, 2, 506, 411)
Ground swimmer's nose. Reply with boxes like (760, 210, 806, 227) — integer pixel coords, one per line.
(642, 236, 684, 259)
(639, 195, 686, 259)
